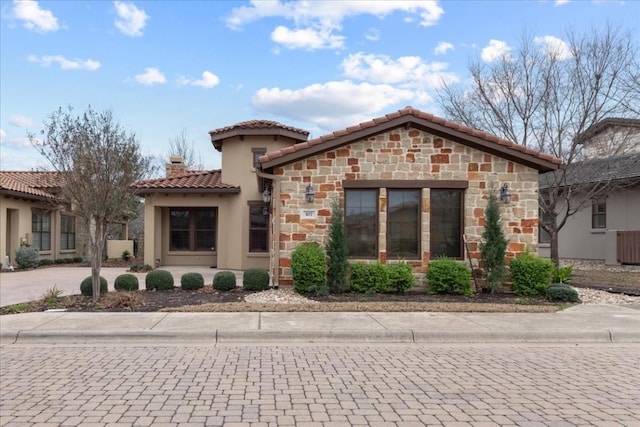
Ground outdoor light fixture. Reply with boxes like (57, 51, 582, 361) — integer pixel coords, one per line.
(262, 184, 272, 216)
(305, 183, 315, 203)
(500, 183, 512, 205)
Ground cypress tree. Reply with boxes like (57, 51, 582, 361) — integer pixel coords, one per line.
(479, 189, 509, 293)
(326, 197, 349, 293)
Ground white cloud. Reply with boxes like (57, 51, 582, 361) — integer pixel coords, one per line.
(364, 28, 380, 42)
(12, 0, 59, 32)
(27, 54, 101, 70)
(534, 35, 572, 60)
(341, 52, 458, 89)
(481, 39, 511, 62)
(134, 67, 166, 85)
(0, 128, 32, 149)
(0, 128, 5, 141)
(226, 1, 443, 50)
(10, 115, 36, 128)
(114, 1, 148, 37)
(434, 41, 454, 55)
(554, 0, 570, 6)
(178, 71, 220, 89)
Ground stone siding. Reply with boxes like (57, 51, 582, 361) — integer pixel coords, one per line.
(273, 128, 540, 284)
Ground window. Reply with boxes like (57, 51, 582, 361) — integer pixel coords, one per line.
(252, 148, 266, 168)
(170, 208, 217, 251)
(60, 215, 76, 250)
(539, 209, 551, 244)
(345, 189, 378, 258)
(592, 202, 606, 229)
(32, 211, 51, 251)
(387, 190, 420, 258)
(430, 189, 463, 258)
(249, 203, 268, 252)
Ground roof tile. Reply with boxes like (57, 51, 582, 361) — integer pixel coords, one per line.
(131, 170, 239, 191)
(0, 171, 62, 199)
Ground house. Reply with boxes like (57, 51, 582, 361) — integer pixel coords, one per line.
(133, 107, 560, 285)
(538, 118, 640, 264)
(0, 171, 83, 265)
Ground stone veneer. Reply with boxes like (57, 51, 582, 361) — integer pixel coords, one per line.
(272, 128, 540, 285)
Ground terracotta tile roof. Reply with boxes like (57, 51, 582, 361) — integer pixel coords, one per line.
(0, 171, 62, 200)
(209, 119, 309, 151)
(259, 106, 561, 172)
(131, 170, 240, 194)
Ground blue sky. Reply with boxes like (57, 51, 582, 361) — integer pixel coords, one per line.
(1, 0, 638, 172)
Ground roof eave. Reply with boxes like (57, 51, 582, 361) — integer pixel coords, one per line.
(210, 128, 308, 151)
(133, 187, 241, 196)
(0, 189, 57, 202)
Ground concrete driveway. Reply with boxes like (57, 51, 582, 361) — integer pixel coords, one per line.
(0, 266, 242, 307)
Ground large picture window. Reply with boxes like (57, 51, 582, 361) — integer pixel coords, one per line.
(430, 189, 463, 258)
(60, 215, 76, 250)
(32, 211, 51, 251)
(592, 201, 606, 229)
(249, 203, 268, 252)
(387, 190, 420, 259)
(170, 208, 216, 251)
(345, 189, 378, 258)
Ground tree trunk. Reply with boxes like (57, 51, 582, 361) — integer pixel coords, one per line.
(90, 219, 105, 302)
(549, 224, 560, 268)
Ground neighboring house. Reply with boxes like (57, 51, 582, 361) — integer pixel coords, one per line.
(0, 172, 83, 265)
(538, 118, 640, 264)
(133, 107, 560, 285)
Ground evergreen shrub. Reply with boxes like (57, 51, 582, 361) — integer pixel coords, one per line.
(350, 262, 390, 294)
(546, 283, 579, 302)
(387, 261, 415, 293)
(427, 259, 472, 296)
(15, 247, 39, 269)
(243, 268, 270, 291)
(552, 266, 573, 284)
(39, 259, 55, 266)
(145, 269, 174, 291)
(510, 252, 554, 296)
(181, 272, 205, 291)
(80, 276, 108, 296)
(213, 271, 237, 291)
(326, 198, 349, 293)
(114, 274, 139, 291)
(479, 190, 509, 292)
(291, 243, 328, 295)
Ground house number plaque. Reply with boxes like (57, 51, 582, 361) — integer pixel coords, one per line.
(300, 209, 317, 220)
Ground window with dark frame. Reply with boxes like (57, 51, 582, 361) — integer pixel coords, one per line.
(387, 189, 420, 259)
(252, 148, 266, 168)
(32, 211, 51, 251)
(345, 189, 378, 258)
(60, 215, 76, 250)
(249, 202, 269, 252)
(592, 201, 606, 229)
(430, 189, 464, 258)
(170, 208, 217, 251)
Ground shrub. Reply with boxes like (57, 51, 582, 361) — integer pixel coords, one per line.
(64, 258, 75, 264)
(510, 252, 554, 296)
(546, 283, 579, 302)
(213, 271, 236, 291)
(114, 274, 139, 291)
(552, 265, 573, 284)
(73, 257, 83, 263)
(427, 259, 472, 296)
(145, 269, 174, 291)
(38, 258, 55, 266)
(350, 262, 390, 294)
(80, 276, 108, 296)
(130, 263, 153, 272)
(181, 272, 205, 291)
(326, 198, 349, 293)
(479, 190, 509, 293)
(54, 258, 66, 264)
(388, 261, 415, 293)
(243, 268, 270, 291)
(291, 243, 328, 295)
(15, 247, 39, 269)
(122, 250, 132, 261)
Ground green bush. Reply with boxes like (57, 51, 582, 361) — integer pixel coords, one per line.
(145, 269, 174, 291)
(73, 257, 83, 263)
(181, 272, 205, 291)
(54, 258, 66, 264)
(349, 262, 390, 294)
(38, 258, 55, 266)
(546, 283, 579, 302)
(114, 274, 139, 291)
(213, 271, 237, 291)
(80, 276, 108, 296)
(326, 198, 349, 293)
(510, 252, 554, 296)
(552, 266, 573, 284)
(122, 250, 131, 261)
(427, 259, 472, 296)
(387, 261, 415, 293)
(291, 243, 328, 295)
(15, 247, 39, 269)
(243, 268, 270, 291)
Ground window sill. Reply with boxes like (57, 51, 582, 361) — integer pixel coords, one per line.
(60, 249, 76, 253)
(247, 252, 269, 258)
(590, 229, 606, 234)
(168, 251, 217, 255)
(538, 243, 551, 247)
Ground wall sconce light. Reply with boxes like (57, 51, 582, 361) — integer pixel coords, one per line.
(500, 183, 512, 205)
(305, 183, 315, 203)
(262, 184, 271, 216)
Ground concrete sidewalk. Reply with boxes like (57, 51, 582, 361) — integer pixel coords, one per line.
(1, 304, 639, 345)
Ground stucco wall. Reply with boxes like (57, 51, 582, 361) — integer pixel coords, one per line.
(271, 127, 540, 284)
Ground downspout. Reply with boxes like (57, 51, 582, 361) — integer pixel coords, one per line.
(255, 169, 282, 288)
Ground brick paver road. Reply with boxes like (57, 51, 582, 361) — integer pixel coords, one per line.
(1, 343, 638, 426)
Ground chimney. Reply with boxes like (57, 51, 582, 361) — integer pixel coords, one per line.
(166, 156, 187, 177)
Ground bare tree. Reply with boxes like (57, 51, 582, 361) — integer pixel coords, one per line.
(437, 25, 640, 265)
(168, 128, 204, 169)
(30, 106, 154, 300)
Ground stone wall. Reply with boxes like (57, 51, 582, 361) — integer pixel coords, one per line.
(272, 127, 540, 284)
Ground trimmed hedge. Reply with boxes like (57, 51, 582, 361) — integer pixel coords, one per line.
(291, 243, 328, 295)
(546, 283, 579, 302)
(213, 271, 237, 291)
(243, 268, 270, 291)
(80, 276, 108, 296)
(427, 259, 472, 296)
(181, 272, 205, 291)
(38, 259, 55, 266)
(349, 262, 390, 294)
(114, 274, 139, 291)
(510, 252, 554, 296)
(387, 261, 415, 293)
(145, 269, 174, 291)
